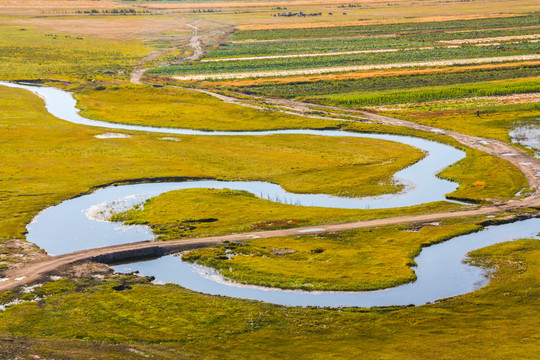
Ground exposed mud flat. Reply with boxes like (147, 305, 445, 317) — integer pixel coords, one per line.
(510, 119, 540, 158)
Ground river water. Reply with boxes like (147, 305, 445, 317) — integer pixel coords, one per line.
(510, 119, 540, 158)
(4, 81, 536, 307)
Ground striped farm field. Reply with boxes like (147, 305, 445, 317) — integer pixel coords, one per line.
(168, 54, 540, 80)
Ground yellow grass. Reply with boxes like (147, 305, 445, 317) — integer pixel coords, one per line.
(0, 85, 424, 240)
(8, 16, 193, 42)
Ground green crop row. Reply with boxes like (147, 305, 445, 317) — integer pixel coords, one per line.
(210, 27, 540, 58)
(151, 43, 539, 75)
(232, 65, 540, 98)
(232, 13, 540, 40)
(313, 77, 540, 107)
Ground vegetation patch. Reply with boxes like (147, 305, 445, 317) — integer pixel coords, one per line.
(381, 102, 540, 144)
(0, 85, 430, 242)
(232, 13, 540, 40)
(228, 64, 540, 98)
(111, 188, 465, 241)
(181, 221, 482, 291)
(74, 84, 343, 131)
(311, 77, 540, 108)
(0, 238, 538, 359)
(0, 25, 148, 81)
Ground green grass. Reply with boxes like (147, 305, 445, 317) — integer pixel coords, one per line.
(381, 102, 540, 144)
(0, 25, 148, 81)
(182, 220, 482, 291)
(232, 13, 540, 40)
(111, 188, 464, 241)
(0, 85, 428, 242)
(74, 84, 343, 131)
(441, 149, 530, 203)
(310, 77, 540, 107)
(151, 43, 539, 75)
(0, 237, 539, 359)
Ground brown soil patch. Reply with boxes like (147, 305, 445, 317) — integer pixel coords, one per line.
(60, 261, 113, 279)
(9, 17, 192, 41)
(213, 61, 540, 87)
(0, 239, 46, 274)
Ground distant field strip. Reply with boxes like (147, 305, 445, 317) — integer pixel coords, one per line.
(230, 26, 540, 44)
(214, 61, 540, 87)
(440, 34, 540, 44)
(233, 14, 540, 40)
(200, 47, 435, 62)
(370, 92, 540, 111)
(201, 39, 539, 62)
(173, 54, 540, 80)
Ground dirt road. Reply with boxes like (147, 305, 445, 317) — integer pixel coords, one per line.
(1, 194, 538, 292)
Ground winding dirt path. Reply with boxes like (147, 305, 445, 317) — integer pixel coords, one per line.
(1, 195, 538, 292)
(129, 6, 232, 84)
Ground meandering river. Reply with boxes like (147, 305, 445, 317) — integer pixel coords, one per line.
(3, 81, 537, 307)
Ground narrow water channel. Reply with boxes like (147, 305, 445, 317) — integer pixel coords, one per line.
(112, 218, 539, 307)
(6, 81, 533, 308)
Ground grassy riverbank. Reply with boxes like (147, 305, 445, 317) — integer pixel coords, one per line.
(74, 84, 343, 131)
(1, 1, 538, 358)
(182, 218, 482, 291)
(0, 84, 427, 242)
(0, 237, 539, 359)
(111, 189, 463, 242)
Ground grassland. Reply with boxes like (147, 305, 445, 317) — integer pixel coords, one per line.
(0, 238, 538, 359)
(0, 84, 430, 242)
(381, 102, 540, 145)
(182, 221, 479, 291)
(71, 84, 530, 203)
(0, 25, 149, 81)
(111, 188, 463, 241)
(74, 84, 343, 131)
(0, 1, 539, 358)
(112, 189, 477, 290)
